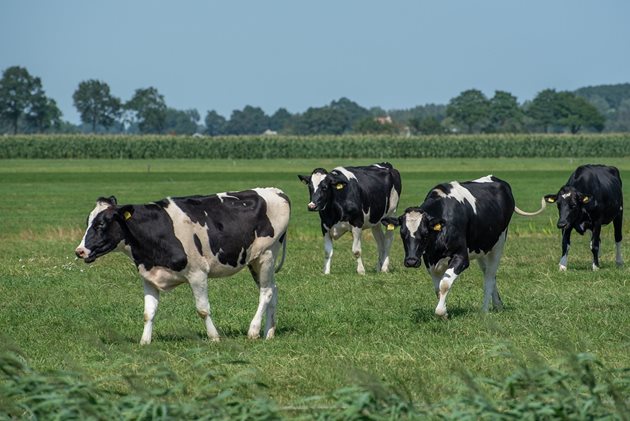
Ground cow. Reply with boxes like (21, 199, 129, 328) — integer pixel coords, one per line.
(75, 188, 291, 344)
(297, 162, 402, 275)
(382, 175, 545, 319)
(544, 164, 623, 271)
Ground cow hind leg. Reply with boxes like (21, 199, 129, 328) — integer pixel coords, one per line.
(351, 226, 365, 275)
(480, 231, 506, 312)
(141, 280, 160, 345)
(248, 248, 278, 339)
(371, 225, 389, 272)
(323, 232, 334, 275)
(590, 225, 602, 271)
(614, 212, 623, 267)
(188, 272, 220, 341)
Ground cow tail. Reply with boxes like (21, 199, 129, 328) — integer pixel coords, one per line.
(275, 232, 288, 274)
(514, 197, 547, 216)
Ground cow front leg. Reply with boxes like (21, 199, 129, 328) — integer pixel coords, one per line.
(248, 249, 277, 339)
(590, 224, 602, 271)
(141, 280, 160, 345)
(371, 225, 390, 272)
(435, 255, 468, 319)
(188, 272, 220, 341)
(351, 226, 365, 275)
(323, 231, 333, 275)
(559, 228, 572, 271)
(613, 213, 623, 267)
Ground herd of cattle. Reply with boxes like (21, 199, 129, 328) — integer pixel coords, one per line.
(75, 163, 623, 344)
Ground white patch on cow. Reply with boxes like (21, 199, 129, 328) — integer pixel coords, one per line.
(432, 188, 448, 198)
(473, 175, 494, 183)
(311, 172, 327, 195)
(372, 163, 385, 169)
(387, 185, 399, 215)
(404, 211, 423, 236)
(77, 201, 111, 253)
(332, 166, 357, 181)
(446, 182, 477, 214)
(138, 264, 186, 292)
(217, 192, 239, 202)
(561, 192, 572, 199)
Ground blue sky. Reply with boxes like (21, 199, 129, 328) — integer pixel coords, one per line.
(1, 1, 629, 124)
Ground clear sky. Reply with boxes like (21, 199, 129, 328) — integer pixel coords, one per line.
(1, 1, 629, 124)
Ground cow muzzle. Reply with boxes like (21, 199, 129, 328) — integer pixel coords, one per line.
(404, 257, 421, 268)
(307, 202, 318, 211)
(75, 246, 96, 263)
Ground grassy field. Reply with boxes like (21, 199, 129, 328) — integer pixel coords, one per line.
(1, 158, 629, 416)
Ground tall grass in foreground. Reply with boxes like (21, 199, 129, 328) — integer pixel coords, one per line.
(1, 345, 628, 420)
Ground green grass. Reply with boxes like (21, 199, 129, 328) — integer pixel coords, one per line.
(1, 158, 629, 417)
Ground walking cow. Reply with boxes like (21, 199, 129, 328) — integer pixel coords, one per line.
(382, 175, 545, 319)
(75, 188, 291, 344)
(544, 164, 623, 271)
(298, 162, 402, 275)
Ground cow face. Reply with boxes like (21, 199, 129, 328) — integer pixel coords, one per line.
(298, 169, 331, 211)
(544, 187, 591, 233)
(382, 208, 444, 268)
(75, 197, 128, 263)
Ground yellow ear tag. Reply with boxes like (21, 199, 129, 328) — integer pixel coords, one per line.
(433, 223, 442, 232)
(387, 223, 395, 231)
(124, 211, 132, 220)
(582, 196, 590, 204)
(336, 183, 344, 190)
(547, 198, 555, 203)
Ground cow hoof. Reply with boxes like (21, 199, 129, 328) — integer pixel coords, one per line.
(559, 265, 567, 272)
(209, 336, 220, 342)
(592, 264, 600, 271)
(140, 339, 151, 345)
(435, 307, 448, 319)
(616, 261, 624, 268)
(265, 328, 275, 340)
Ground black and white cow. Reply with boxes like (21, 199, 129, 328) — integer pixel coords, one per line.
(382, 175, 545, 318)
(544, 164, 623, 271)
(298, 163, 402, 275)
(75, 188, 291, 344)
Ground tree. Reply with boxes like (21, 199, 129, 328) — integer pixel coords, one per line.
(269, 107, 293, 132)
(526, 89, 561, 133)
(293, 106, 347, 135)
(488, 90, 523, 133)
(225, 105, 268, 135)
(25, 96, 62, 133)
(0, 66, 45, 134)
(556, 92, 605, 134)
(126, 87, 167, 134)
(204, 110, 227, 136)
(409, 116, 445, 135)
(164, 108, 200, 135)
(446, 89, 490, 133)
(72, 79, 121, 132)
(329, 97, 370, 132)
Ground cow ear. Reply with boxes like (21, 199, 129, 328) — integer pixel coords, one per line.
(117, 205, 134, 222)
(429, 218, 445, 232)
(381, 216, 401, 231)
(97, 196, 117, 206)
(297, 175, 310, 185)
(544, 194, 557, 204)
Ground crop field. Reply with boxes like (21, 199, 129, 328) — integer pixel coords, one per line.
(1, 157, 629, 418)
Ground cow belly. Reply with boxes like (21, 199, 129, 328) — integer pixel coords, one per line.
(138, 265, 187, 291)
(327, 212, 374, 240)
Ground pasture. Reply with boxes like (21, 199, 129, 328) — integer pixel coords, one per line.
(1, 157, 629, 417)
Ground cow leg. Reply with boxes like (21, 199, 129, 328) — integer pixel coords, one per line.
(351, 226, 366, 275)
(188, 271, 220, 341)
(613, 213, 623, 267)
(248, 249, 278, 339)
(140, 280, 160, 345)
(323, 232, 334, 275)
(590, 224, 602, 271)
(435, 255, 468, 319)
(559, 228, 572, 271)
(479, 231, 506, 312)
(371, 225, 389, 272)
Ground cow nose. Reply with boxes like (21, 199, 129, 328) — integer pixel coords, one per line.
(404, 257, 420, 268)
(75, 247, 87, 258)
(307, 202, 317, 211)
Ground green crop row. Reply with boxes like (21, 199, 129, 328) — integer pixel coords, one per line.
(1, 133, 630, 159)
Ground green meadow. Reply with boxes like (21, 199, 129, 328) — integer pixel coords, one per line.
(1, 158, 629, 418)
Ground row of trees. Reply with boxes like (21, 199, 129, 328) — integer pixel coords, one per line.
(0, 65, 620, 136)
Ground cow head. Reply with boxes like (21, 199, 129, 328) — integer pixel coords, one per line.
(382, 207, 444, 268)
(75, 196, 130, 263)
(544, 187, 592, 233)
(298, 168, 335, 211)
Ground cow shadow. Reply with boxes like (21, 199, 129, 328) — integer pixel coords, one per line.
(411, 305, 510, 323)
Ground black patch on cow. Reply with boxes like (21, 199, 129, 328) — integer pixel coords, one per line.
(172, 190, 275, 267)
(193, 233, 203, 255)
(122, 203, 189, 272)
(276, 191, 291, 208)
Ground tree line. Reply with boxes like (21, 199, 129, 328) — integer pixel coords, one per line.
(1, 65, 628, 136)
